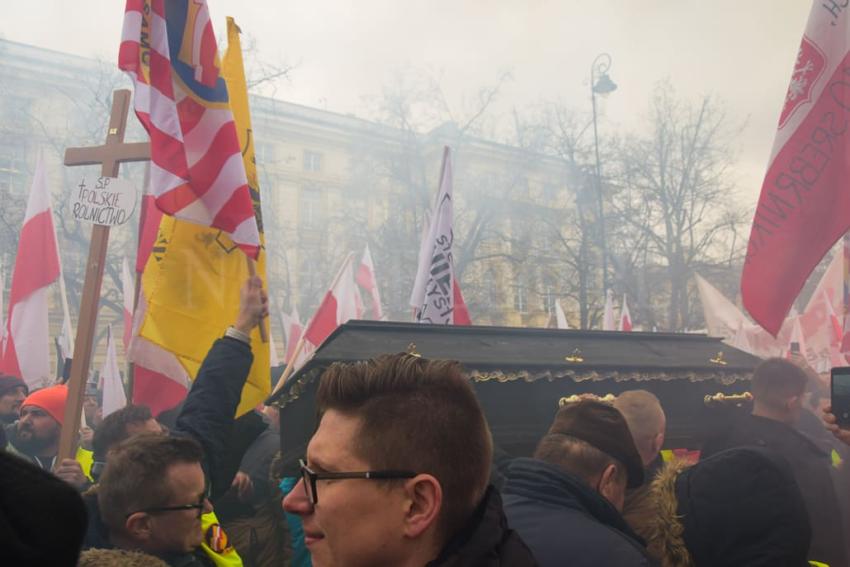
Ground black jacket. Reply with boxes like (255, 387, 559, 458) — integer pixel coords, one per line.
(427, 486, 537, 567)
(176, 336, 254, 499)
(82, 336, 253, 562)
(702, 413, 847, 567)
(502, 458, 652, 567)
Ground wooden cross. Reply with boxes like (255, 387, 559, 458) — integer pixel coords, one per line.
(58, 89, 150, 462)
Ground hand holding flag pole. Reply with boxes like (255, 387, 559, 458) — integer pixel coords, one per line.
(244, 256, 268, 343)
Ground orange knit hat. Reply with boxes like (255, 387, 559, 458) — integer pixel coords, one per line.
(21, 384, 68, 426)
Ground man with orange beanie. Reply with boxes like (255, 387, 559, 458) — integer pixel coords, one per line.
(4, 383, 89, 490)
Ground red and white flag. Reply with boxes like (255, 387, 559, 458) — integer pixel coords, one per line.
(356, 245, 384, 320)
(135, 163, 162, 274)
(0, 155, 61, 389)
(555, 299, 569, 329)
(741, 2, 850, 335)
(411, 147, 470, 325)
(268, 324, 281, 368)
(618, 294, 633, 332)
(119, 0, 260, 257)
(602, 290, 615, 331)
(122, 256, 134, 353)
(128, 290, 190, 416)
(281, 306, 303, 365)
(303, 254, 358, 349)
(101, 326, 127, 419)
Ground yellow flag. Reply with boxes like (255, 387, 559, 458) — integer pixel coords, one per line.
(139, 17, 270, 417)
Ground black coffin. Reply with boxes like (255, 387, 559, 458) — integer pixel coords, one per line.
(267, 321, 760, 475)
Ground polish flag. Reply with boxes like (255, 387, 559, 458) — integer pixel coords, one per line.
(618, 294, 633, 332)
(555, 299, 569, 329)
(741, 3, 850, 335)
(602, 290, 615, 331)
(281, 306, 303, 364)
(128, 290, 190, 416)
(356, 245, 384, 320)
(0, 155, 61, 389)
(452, 277, 472, 326)
(101, 326, 127, 418)
(303, 253, 358, 349)
(122, 257, 134, 353)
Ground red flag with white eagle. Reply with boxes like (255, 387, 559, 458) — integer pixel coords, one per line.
(618, 294, 633, 332)
(356, 245, 384, 320)
(119, 0, 260, 257)
(0, 155, 61, 389)
(741, 2, 850, 335)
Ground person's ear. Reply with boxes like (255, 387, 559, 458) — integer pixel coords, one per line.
(402, 474, 443, 539)
(597, 464, 626, 511)
(652, 431, 665, 456)
(125, 512, 154, 541)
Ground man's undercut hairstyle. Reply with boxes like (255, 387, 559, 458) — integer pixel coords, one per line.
(97, 434, 203, 532)
(534, 433, 627, 487)
(316, 353, 493, 541)
(613, 390, 665, 454)
(752, 358, 809, 410)
(92, 404, 154, 461)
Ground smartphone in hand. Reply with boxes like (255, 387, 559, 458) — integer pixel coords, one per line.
(831, 366, 850, 428)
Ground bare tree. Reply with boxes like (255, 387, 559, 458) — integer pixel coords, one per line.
(611, 81, 745, 330)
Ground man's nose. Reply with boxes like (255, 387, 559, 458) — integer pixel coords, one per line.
(282, 478, 312, 515)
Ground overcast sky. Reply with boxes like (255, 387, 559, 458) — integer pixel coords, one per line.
(3, 1, 812, 205)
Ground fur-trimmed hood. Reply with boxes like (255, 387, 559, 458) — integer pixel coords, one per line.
(625, 448, 812, 567)
(624, 459, 693, 567)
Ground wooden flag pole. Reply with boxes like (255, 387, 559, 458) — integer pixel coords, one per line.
(57, 90, 150, 462)
(270, 333, 307, 396)
(245, 255, 268, 343)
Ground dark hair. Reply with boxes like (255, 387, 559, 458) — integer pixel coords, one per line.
(752, 358, 809, 411)
(316, 353, 493, 541)
(534, 433, 627, 486)
(97, 434, 203, 532)
(92, 404, 154, 461)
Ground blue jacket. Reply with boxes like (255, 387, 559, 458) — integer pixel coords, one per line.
(502, 458, 652, 567)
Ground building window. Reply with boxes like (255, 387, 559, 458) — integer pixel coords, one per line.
(514, 276, 527, 314)
(255, 141, 275, 166)
(299, 186, 324, 227)
(303, 150, 322, 172)
(541, 283, 556, 315)
(0, 143, 26, 194)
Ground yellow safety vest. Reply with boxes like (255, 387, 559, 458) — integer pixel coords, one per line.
(200, 511, 243, 567)
(75, 447, 94, 481)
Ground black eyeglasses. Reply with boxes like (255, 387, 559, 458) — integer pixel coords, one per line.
(298, 459, 417, 505)
(125, 493, 207, 519)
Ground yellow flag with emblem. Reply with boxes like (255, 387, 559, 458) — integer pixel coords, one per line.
(139, 17, 270, 417)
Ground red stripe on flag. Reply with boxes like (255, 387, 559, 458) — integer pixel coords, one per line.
(177, 96, 206, 134)
(187, 124, 242, 195)
(211, 186, 255, 233)
(452, 277, 472, 325)
(132, 365, 188, 417)
(8, 211, 60, 306)
(0, 334, 22, 379)
(304, 291, 339, 347)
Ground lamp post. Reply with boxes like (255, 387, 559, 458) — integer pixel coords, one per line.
(590, 53, 617, 294)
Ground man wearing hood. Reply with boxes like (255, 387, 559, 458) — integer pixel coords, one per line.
(0, 374, 27, 425)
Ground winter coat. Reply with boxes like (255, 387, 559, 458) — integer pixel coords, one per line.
(625, 448, 811, 567)
(176, 337, 254, 499)
(427, 485, 538, 567)
(702, 413, 847, 567)
(502, 457, 652, 567)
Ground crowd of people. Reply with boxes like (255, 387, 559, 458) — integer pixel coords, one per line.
(2, 276, 850, 566)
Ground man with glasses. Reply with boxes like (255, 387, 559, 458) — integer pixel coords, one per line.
(282, 353, 537, 567)
(96, 434, 215, 566)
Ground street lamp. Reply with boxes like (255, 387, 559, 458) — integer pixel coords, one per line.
(590, 53, 616, 294)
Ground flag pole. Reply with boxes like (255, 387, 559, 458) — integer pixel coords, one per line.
(244, 255, 268, 343)
(270, 334, 307, 396)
